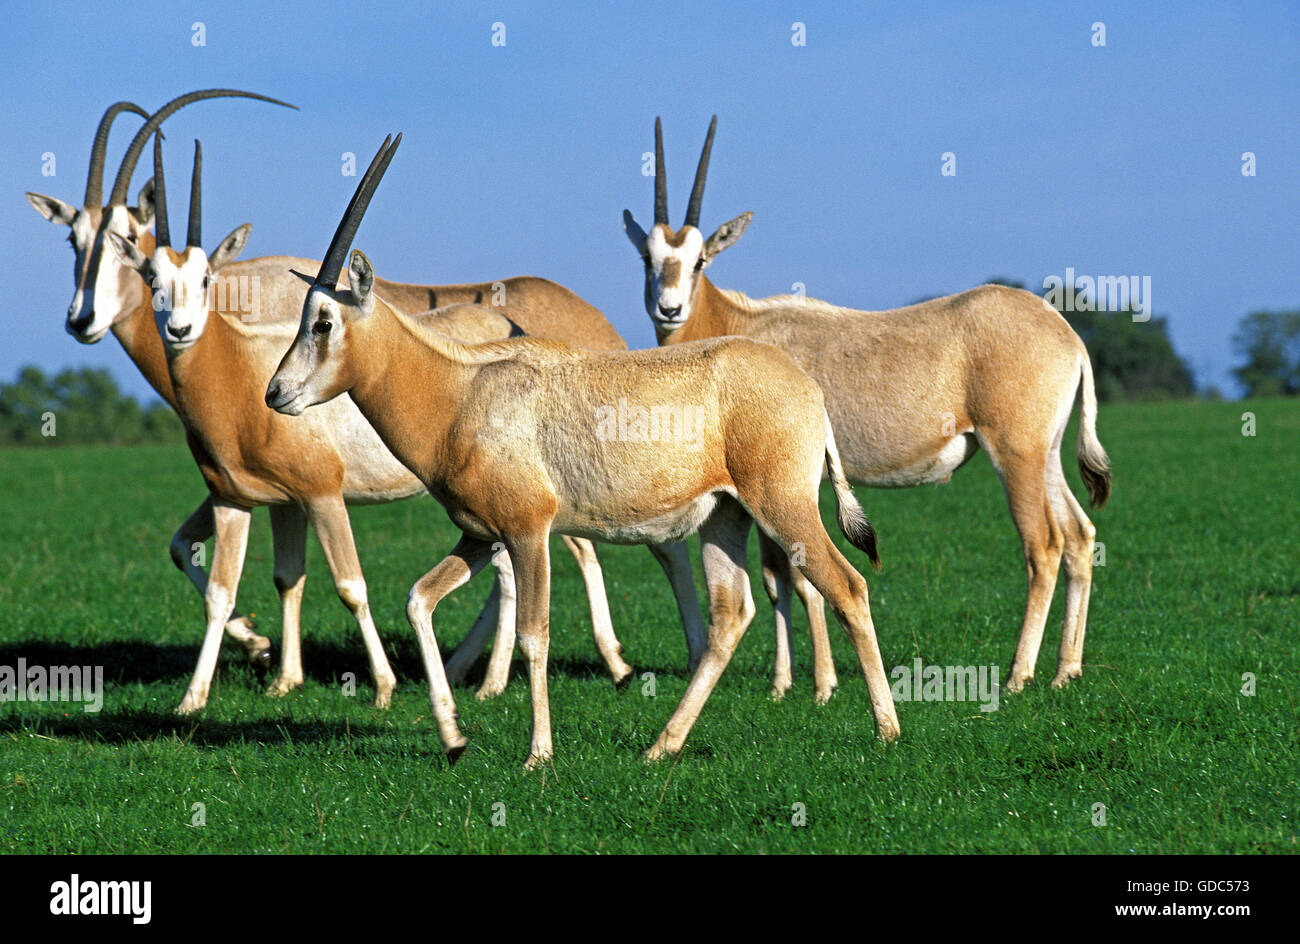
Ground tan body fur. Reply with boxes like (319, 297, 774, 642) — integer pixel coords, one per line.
(270, 245, 902, 765)
(661, 275, 1108, 692)
(626, 117, 1109, 695)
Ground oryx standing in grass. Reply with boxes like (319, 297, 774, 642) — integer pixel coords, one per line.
(29, 91, 700, 709)
(96, 112, 655, 712)
(267, 135, 900, 766)
(27, 90, 298, 669)
(624, 117, 1111, 694)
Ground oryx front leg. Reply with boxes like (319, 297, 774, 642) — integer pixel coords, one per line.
(504, 533, 555, 769)
(562, 535, 633, 687)
(759, 532, 794, 701)
(405, 535, 497, 760)
(794, 571, 836, 704)
(169, 496, 271, 668)
(266, 503, 308, 698)
(647, 501, 756, 761)
(475, 543, 518, 700)
(647, 541, 706, 671)
(304, 494, 397, 708)
(444, 579, 502, 686)
(177, 500, 252, 714)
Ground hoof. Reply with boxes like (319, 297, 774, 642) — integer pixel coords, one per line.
(613, 668, 635, 691)
(445, 741, 468, 765)
(264, 677, 302, 698)
(813, 686, 837, 706)
(474, 681, 506, 701)
(176, 693, 205, 715)
(1050, 665, 1082, 689)
(877, 718, 902, 743)
(522, 752, 553, 771)
(643, 742, 673, 763)
(372, 684, 395, 710)
(1004, 673, 1033, 694)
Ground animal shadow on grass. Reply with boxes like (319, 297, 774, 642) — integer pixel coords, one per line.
(0, 705, 394, 750)
(0, 636, 683, 694)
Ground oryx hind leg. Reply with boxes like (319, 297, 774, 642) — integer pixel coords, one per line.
(169, 495, 271, 667)
(750, 496, 898, 742)
(561, 535, 634, 687)
(982, 436, 1065, 693)
(1050, 457, 1097, 688)
(303, 494, 397, 709)
(757, 532, 837, 703)
(647, 498, 756, 761)
(266, 503, 308, 697)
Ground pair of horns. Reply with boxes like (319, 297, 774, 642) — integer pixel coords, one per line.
(314, 133, 402, 290)
(151, 136, 203, 250)
(107, 89, 297, 208)
(84, 102, 151, 206)
(653, 114, 717, 229)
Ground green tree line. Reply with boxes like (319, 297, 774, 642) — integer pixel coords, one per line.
(0, 366, 183, 447)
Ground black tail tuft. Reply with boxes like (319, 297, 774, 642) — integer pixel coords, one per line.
(837, 503, 881, 571)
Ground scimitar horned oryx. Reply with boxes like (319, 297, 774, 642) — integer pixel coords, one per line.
(267, 135, 901, 766)
(26, 90, 299, 669)
(97, 113, 655, 712)
(624, 116, 1111, 694)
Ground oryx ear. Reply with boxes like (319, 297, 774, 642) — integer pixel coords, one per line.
(130, 178, 156, 227)
(104, 230, 150, 273)
(349, 250, 375, 312)
(26, 192, 78, 225)
(702, 212, 752, 262)
(623, 209, 648, 255)
(209, 223, 252, 272)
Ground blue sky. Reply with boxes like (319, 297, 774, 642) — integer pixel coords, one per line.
(4, 0, 1297, 401)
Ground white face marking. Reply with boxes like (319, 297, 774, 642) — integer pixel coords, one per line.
(149, 248, 212, 353)
(645, 226, 705, 330)
(71, 206, 137, 342)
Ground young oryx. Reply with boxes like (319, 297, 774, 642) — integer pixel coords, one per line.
(624, 117, 1111, 694)
(103, 124, 653, 714)
(27, 91, 297, 669)
(267, 135, 900, 767)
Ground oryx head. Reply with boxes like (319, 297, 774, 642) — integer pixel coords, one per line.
(26, 101, 155, 343)
(622, 116, 752, 335)
(26, 90, 294, 344)
(107, 136, 251, 354)
(267, 134, 401, 416)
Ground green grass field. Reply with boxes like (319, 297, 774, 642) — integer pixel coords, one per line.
(0, 399, 1295, 853)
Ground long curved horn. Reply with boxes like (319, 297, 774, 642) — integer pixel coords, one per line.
(85, 101, 150, 206)
(152, 133, 170, 248)
(683, 115, 717, 229)
(187, 140, 202, 249)
(315, 134, 402, 290)
(654, 117, 668, 225)
(109, 89, 297, 207)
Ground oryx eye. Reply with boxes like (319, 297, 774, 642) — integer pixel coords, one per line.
(313, 319, 332, 336)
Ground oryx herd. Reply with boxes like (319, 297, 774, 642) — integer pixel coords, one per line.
(27, 90, 1110, 767)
